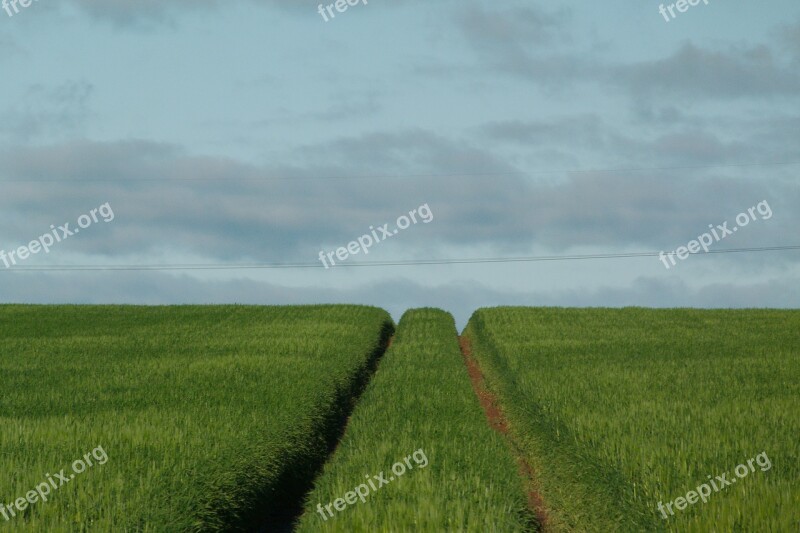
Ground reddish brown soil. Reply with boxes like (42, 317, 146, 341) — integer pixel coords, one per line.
(459, 336, 549, 531)
(460, 337, 509, 434)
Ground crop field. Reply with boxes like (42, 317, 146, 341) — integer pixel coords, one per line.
(0, 305, 392, 532)
(3, 304, 797, 532)
(295, 308, 533, 532)
(464, 307, 800, 532)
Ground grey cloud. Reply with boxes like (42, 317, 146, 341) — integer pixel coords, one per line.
(487, 42, 800, 101)
(448, 3, 593, 91)
(454, 4, 571, 49)
(0, 273, 797, 331)
(453, 8, 799, 103)
(481, 115, 779, 167)
(611, 43, 800, 100)
(481, 115, 608, 147)
(65, 0, 417, 26)
(300, 129, 518, 176)
(633, 130, 750, 164)
(0, 34, 22, 61)
(0, 133, 797, 268)
(248, 90, 382, 127)
(779, 20, 800, 62)
(744, 115, 800, 161)
(0, 81, 93, 142)
(66, 0, 221, 27)
(311, 95, 382, 123)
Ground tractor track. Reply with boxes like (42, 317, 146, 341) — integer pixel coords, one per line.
(459, 335, 549, 532)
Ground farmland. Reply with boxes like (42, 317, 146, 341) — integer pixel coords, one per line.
(464, 307, 800, 532)
(296, 308, 533, 532)
(0, 305, 392, 531)
(2, 304, 798, 532)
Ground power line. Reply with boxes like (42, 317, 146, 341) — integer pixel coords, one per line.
(0, 161, 798, 183)
(3, 245, 799, 272)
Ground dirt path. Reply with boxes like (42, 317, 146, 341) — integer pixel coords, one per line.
(458, 336, 549, 532)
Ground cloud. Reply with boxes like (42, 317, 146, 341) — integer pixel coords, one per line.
(482, 115, 604, 144)
(452, 8, 800, 103)
(481, 114, 783, 167)
(1, 272, 798, 330)
(64, 0, 418, 26)
(779, 20, 800, 62)
(454, 4, 571, 49)
(610, 43, 800, 100)
(0, 132, 797, 267)
(66, 0, 221, 27)
(0, 81, 93, 142)
(450, 5, 591, 90)
(0, 33, 22, 61)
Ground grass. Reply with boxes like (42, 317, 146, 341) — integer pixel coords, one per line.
(295, 308, 534, 532)
(464, 307, 800, 532)
(0, 304, 392, 532)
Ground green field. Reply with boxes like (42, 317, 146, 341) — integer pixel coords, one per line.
(464, 307, 800, 532)
(296, 308, 533, 532)
(0, 305, 392, 531)
(2, 305, 798, 532)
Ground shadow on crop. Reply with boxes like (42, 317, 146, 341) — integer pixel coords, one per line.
(246, 321, 395, 533)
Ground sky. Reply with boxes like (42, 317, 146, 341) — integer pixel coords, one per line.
(0, 0, 798, 328)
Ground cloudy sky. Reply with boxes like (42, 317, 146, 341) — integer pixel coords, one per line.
(1, 0, 798, 327)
